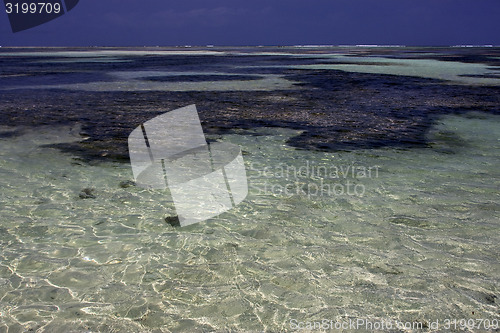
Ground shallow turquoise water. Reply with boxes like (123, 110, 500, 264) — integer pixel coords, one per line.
(1, 47, 499, 332)
(0, 111, 498, 332)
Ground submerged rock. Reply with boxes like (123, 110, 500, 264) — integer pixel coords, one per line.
(164, 216, 180, 227)
(119, 180, 136, 188)
(79, 188, 96, 199)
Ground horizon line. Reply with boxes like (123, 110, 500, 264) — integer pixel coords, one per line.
(1, 44, 499, 49)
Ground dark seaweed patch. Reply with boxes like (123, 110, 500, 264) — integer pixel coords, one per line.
(459, 74, 500, 79)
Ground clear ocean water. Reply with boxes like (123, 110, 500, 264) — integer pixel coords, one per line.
(0, 47, 499, 332)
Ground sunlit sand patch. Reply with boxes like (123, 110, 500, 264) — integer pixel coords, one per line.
(2, 71, 299, 92)
(34, 58, 132, 63)
(109, 71, 258, 80)
(291, 55, 500, 85)
(0, 50, 226, 58)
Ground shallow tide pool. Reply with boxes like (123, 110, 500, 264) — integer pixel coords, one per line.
(0, 110, 499, 332)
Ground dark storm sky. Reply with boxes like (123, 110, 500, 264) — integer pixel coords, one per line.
(1, 0, 499, 46)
